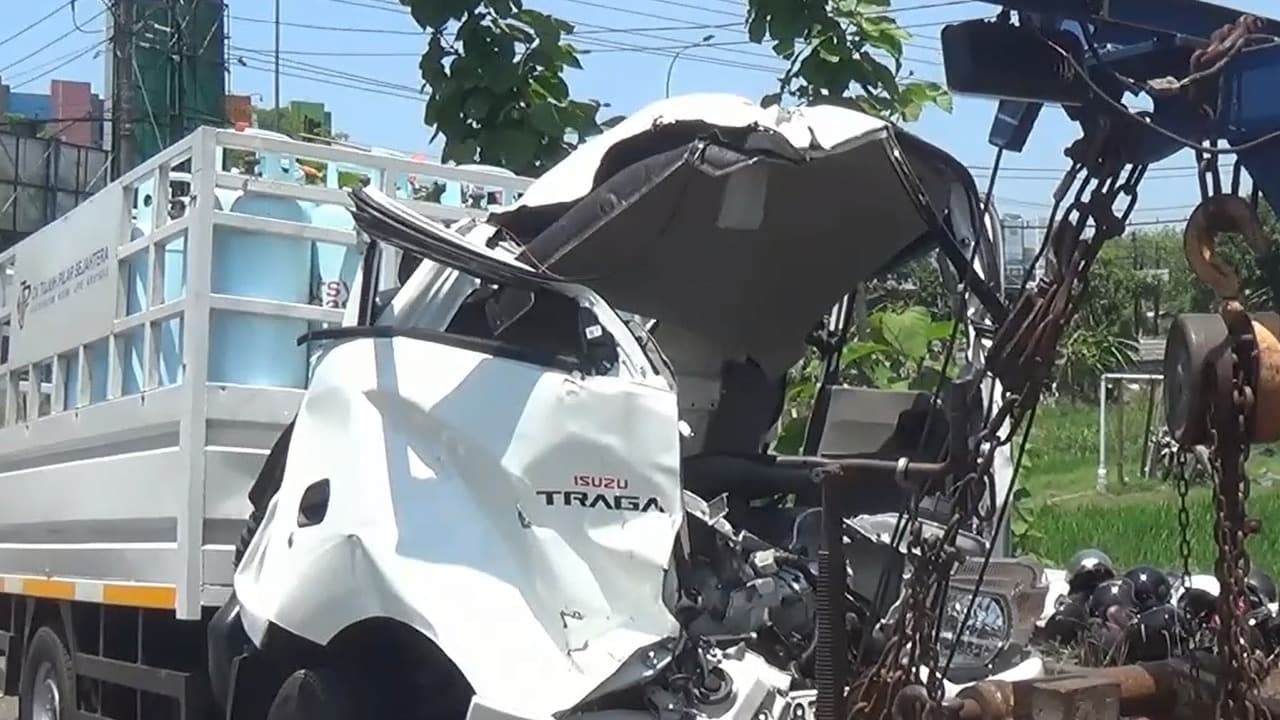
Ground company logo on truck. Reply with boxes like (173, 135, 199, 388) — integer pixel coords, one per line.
(17, 246, 111, 328)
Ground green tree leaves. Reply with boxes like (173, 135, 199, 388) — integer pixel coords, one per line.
(405, 0, 951, 175)
(405, 0, 604, 176)
(745, 0, 952, 121)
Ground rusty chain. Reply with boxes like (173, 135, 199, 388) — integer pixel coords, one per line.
(855, 134, 1150, 720)
(1172, 452, 1196, 589)
(1207, 301, 1269, 720)
(1187, 71, 1273, 714)
(847, 520, 964, 720)
(862, 17, 1271, 720)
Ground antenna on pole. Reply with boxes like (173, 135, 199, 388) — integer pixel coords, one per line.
(273, 0, 281, 131)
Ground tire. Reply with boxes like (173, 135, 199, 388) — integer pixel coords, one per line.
(265, 668, 370, 720)
(18, 626, 76, 720)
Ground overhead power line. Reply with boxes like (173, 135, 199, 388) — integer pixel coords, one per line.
(0, 5, 107, 75)
(236, 59, 426, 103)
(233, 0, 946, 105)
(232, 47, 424, 95)
(6, 39, 107, 90)
(228, 14, 739, 39)
(0, 1, 74, 50)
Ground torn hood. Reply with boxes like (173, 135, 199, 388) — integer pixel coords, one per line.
(488, 93, 984, 368)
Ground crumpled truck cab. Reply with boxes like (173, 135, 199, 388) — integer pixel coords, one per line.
(228, 94, 1020, 720)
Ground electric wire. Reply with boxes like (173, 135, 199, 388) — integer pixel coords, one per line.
(0, 5, 107, 75)
(235, 59, 427, 103)
(353, 0, 977, 17)
(3, 39, 107, 89)
(941, 404, 1038, 676)
(232, 47, 424, 94)
(264, 6, 940, 72)
(236, 38, 777, 58)
(229, 13, 740, 37)
(70, 0, 107, 34)
(0, 2, 75, 50)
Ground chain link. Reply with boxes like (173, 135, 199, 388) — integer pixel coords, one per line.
(1189, 110, 1272, 718)
(1209, 306, 1270, 720)
(861, 141, 1149, 720)
(1174, 451, 1195, 588)
(876, 17, 1268, 719)
(847, 519, 963, 720)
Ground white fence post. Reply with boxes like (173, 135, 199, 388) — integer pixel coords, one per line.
(1097, 376, 1108, 494)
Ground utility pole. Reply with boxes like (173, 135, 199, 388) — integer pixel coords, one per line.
(110, 0, 137, 177)
(273, 0, 281, 131)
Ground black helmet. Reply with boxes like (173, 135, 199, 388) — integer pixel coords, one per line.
(1248, 567, 1278, 606)
(1068, 549, 1116, 595)
(1125, 605, 1180, 662)
(1124, 566, 1173, 610)
(1178, 587, 1219, 625)
(1041, 592, 1091, 645)
(1089, 578, 1138, 618)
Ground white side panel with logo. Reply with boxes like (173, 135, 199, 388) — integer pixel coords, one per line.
(234, 331, 685, 717)
(10, 183, 122, 366)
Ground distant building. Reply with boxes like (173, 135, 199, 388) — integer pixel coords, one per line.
(0, 77, 104, 148)
(289, 100, 333, 135)
(999, 213, 1047, 290)
(221, 95, 334, 136)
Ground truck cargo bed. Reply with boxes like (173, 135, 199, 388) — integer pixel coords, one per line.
(0, 127, 529, 618)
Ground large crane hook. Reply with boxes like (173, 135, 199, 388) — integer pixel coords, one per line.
(1165, 194, 1280, 445)
(1183, 194, 1271, 309)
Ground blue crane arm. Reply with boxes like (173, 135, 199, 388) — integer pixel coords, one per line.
(969, 0, 1280, 44)
(947, 0, 1280, 212)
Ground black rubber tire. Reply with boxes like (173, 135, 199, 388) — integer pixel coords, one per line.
(265, 668, 370, 720)
(18, 626, 76, 720)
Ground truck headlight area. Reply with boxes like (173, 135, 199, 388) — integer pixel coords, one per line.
(937, 590, 1013, 670)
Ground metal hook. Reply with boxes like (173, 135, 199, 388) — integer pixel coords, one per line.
(1183, 194, 1273, 306)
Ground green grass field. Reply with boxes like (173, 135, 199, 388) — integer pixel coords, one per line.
(1015, 401, 1280, 573)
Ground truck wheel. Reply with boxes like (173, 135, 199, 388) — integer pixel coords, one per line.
(266, 668, 373, 720)
(18, 626, 76, 720)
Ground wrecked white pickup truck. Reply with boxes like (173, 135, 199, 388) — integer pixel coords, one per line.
(0, 94, 1038, 720)
(225, 94, 1039, 720)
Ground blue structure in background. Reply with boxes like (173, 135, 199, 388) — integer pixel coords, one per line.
(5, 92, 52, 120)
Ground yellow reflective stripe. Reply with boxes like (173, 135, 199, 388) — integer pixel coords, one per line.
(0, 575, 176, 610)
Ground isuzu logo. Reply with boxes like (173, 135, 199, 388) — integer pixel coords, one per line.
(573, 473, 628, 490)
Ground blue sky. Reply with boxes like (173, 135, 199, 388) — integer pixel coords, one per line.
(1, 0, 1272, 224)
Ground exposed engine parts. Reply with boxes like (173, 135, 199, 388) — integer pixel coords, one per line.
(676, 492, 821, 679)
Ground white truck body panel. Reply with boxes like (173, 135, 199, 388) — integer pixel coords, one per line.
(0, 127, 529, 618)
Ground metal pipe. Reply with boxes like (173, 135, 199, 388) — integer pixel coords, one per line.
(950, 654, 1280, 720)
(1097, 375, 1108, 493)
(812, 456, 951, 491)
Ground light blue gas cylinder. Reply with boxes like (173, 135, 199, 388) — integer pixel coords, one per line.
(209, 151, 312, 388)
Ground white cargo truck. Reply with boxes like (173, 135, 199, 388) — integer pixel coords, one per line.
(0, 95, 1035, 720)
